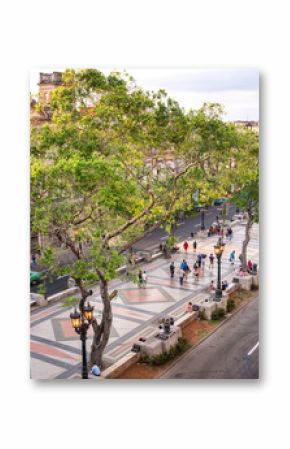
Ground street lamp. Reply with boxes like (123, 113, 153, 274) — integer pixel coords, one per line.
(214, 241, 226, 301)
(201, 208, 205, 231)
(70, 301, 94, 379)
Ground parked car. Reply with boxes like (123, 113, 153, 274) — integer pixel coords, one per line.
(30, 271, 45, 285)
(213, 198, 226, 206)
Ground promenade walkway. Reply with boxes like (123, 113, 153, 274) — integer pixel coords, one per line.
(30, 222, 259, 379)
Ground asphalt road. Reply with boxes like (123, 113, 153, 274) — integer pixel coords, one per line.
(133, 204, 237, 251)
(161, 296, 259, 379)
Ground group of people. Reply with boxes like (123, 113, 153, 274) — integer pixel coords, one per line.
(170, 255, 211, 286)
(207, 279, 229, 293)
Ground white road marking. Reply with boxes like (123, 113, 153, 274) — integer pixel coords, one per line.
(247, 342, 259, 356)
(194, 224, 200, 227)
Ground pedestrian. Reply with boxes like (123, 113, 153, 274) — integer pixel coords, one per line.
(193, 240, 197, 252)
(229, 227, 233, 240)
(222, 280, 229, 290)
(209, 253, 214, 269)
(247, 260, 253, 272)
(90, 364, 101, 376)
(208, 280, 215, 292)
(138, 269, 143, 288)
(183, 240, 189, 253)
(221, 228, 224, 238)
(180, 259, 187, 271)
(194, 265, 199, 281)
(178, 269, 184, 286)
(229, 250, 235, 265)
(143, 270, 147, 288)
(31, 253, 36, 265)
(197, 254, 202, 268)
(169, 261, 175, 278)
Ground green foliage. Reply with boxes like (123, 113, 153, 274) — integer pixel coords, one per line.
(226, 298, 236, 313)
(37, 283, 46, 297)
(31, 68, 258, 296)
(141, 337, 190, 366)
(211, 307, 226, 320)
(166, 235, 179, 250)
(198, 309, 206, 320)
(62, 296, 79, 308)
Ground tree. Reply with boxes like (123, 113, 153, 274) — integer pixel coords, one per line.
(31, 69, 201, 366)
(227, 128, 259, 271)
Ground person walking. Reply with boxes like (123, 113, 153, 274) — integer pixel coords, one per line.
(193, 240, 197, 253)
(194, 265, 199, 282)
(31, 253, 36, 265)
(181, 259, 187, 271)
(142, 271, 147, 288)
(229, 250, 236, 265)
(209, 253, 214, 269)
(169, 261, 175, 278)
(183, 240, 189, 253)
(138, 269, 143, 288)
(178, 269, 184, 286)
(197, 254, 202, 268)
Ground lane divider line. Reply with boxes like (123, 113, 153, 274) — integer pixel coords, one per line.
(247, 342, 259, 356)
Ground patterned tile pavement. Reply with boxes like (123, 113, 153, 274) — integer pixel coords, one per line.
(30, 222, 259, 379)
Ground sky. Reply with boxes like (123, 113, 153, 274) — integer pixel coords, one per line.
(30, 68, 259, 121)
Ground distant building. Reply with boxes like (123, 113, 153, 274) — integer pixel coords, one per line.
(233, 120, 259, 133)
(30, 72, 63, 126)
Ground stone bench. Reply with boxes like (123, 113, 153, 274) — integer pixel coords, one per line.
(175, 310, 198, 328)
(99, 352, 141, 379)
(226, 282, 240, 297)
(136, 251, 153, 262)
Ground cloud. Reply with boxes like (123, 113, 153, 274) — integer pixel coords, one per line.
(30, 68, 259, 121)
(128, 68, 259, 92)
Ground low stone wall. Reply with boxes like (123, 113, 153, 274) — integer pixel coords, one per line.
(98, 352, 141, 379)
(100, 313, 197, 379)
(30, 286, 79, 307)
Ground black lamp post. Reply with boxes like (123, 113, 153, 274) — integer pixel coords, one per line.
(201, 209, 205, 231)
(214, 240, 226, 301)
(70, 301, 94, 379)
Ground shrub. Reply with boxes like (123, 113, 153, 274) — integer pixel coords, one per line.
(198, 309, 206, 320)
(141, 337, 190, 366)
(226, 298, 235, 313)
(211, 307, 225, 320)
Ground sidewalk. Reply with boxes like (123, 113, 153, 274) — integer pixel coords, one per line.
(30, 221, 259, 379)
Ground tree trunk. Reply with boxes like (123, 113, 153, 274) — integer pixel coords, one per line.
(90, 276, 113, 368)
(241, 212, 252, 272)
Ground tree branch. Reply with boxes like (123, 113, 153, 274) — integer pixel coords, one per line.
(104, 189, 155, 244)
